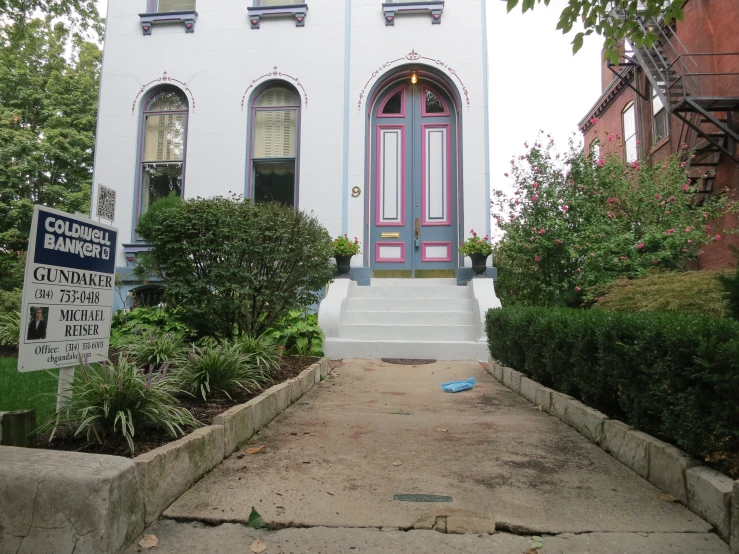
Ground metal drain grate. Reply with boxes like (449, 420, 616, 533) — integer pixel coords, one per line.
(381, 358, 436, 365)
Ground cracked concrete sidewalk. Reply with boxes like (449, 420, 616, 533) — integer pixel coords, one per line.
(128, 359, 730, 553)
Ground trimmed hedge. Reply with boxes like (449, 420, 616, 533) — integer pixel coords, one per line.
(486, 307, 739, 478)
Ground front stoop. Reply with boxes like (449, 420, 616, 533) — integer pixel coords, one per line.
(320, 278, 498, 360)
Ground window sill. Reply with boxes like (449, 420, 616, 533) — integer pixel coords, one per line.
(382, 1, 444, 25)
(139, 11, 198, 35)
(123, 243, 151, 266)
(247, 4, 308, 29)
(650, 136, 670, 156)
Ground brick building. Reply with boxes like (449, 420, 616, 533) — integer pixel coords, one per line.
(578, 0, 739, 268)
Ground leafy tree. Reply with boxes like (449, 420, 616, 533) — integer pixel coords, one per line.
(505, 0, 687, 61)
(0, 0, 101, 35)
(135, 195, 335, 340)
(491, 136, 736, 307)
(0, 19, 100, 289)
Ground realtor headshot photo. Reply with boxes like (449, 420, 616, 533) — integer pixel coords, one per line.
(26, 306, 49, 341)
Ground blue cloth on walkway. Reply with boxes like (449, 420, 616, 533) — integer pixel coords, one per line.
(440, 377, 476, 393)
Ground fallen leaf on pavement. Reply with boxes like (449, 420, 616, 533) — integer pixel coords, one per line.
(250, 538, 267, 553)
(245, 445, 265, 455)
(392, 461, 402, 466)
(246, 506, 266, 529)
(658, 493, 677, 502)
(138, 534, 158, 549)
(436, 428, 448, 432)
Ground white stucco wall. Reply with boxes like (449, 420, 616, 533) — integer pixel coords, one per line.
(91, 0, 489, 270)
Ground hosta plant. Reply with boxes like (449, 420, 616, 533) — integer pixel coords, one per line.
(176, 342, 267, 401)
(41, 358, 198, 455)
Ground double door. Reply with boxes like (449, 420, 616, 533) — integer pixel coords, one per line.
(370, 79, 458, 275)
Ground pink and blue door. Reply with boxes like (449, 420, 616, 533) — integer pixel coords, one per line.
(370, 78, 458, 275)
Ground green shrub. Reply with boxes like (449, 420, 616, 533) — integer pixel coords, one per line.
(119, 331, 187, 369)
(268, 310, 325, 356)
(234, 334, 280, 378)
(135, 195, 335, 339)
(592, 270, 731, 317)
(0, 289, 21, 314)
(486, 307, 739, 478)
(40, 358, 198, 455)
(176, 342, 267, 401)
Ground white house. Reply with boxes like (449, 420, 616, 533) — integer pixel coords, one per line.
(91, 0, 500, 359)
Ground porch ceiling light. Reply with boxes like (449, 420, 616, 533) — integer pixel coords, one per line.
(410, 71, 418, 84)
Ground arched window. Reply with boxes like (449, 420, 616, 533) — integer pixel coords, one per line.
(622, 102, 638, 163)
(589, 138, 600, 161)
(138, 88, 188, 219)
(249, 84, 300, 207)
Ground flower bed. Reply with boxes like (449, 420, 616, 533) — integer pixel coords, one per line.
(40, 355, 318, 457)
(485, 306, 739, 479)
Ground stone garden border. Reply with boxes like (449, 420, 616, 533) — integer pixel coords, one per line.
(486, 357, 739, 552)
(0, 357, 331, 554)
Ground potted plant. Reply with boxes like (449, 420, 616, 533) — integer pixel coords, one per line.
(459, 230, 492, 275)
(331, 235, 361, 275)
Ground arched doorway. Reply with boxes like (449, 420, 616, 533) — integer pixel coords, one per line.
(368, 69, 460, 277)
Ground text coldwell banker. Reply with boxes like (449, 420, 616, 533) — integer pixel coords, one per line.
(43, 217, 112, 260)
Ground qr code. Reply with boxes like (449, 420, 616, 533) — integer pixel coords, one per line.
(96, 185, 116, 221)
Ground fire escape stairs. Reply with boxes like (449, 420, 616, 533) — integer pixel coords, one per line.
(606, 10, 739, 193)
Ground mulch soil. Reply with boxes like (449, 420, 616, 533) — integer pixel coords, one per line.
(38, 355, 319, 458)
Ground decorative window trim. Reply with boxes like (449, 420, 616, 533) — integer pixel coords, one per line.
(139, 10, 198, 35)
(247, 3, 308, 29)
(382, 1, 444, 26)
(377, 85, 406, 118)
(133, 87, 189, 242)
(421, 84, 449, 117)
(122, 244, 151, 266)
(246, 82, 302, 208)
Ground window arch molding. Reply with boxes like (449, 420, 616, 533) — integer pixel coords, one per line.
(133, 85, 189, 240)
(245, 80, 302, 208)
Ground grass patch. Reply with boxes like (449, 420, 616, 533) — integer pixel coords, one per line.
(0, 357, 58, 424)
(591, 270, 731, 317)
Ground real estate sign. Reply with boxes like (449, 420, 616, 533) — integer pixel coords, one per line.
(18, 206, 118, 373)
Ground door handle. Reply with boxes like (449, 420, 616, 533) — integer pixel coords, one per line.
(415, 218, 420, 247)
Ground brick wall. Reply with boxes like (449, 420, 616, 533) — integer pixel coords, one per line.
(580, 0, 739, 269)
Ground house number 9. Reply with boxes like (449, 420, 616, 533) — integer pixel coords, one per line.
(352, 186, 361, 198)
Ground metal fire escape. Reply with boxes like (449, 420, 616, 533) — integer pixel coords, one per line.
(608, 9, 739, 196)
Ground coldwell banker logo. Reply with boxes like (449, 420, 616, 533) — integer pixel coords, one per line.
(43, 217, 112, 260)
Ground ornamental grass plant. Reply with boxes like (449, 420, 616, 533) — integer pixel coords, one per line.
(40, 357, 198, 455)
(175, 341, 267, 401)
(119, 330, 187, 369)
(0, 312, 20, 348)
(234, 334, 281, 379)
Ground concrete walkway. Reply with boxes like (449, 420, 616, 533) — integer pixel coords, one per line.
(128, 359, 730, 553)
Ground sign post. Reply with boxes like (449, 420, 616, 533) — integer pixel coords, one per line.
(18, 206, 118, 436)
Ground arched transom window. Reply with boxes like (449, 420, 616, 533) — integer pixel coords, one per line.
(138, 88, 188, 218)
(250, 85, 300, 207)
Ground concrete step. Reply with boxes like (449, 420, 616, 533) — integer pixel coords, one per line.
(345, 298, 474, 312)
(340, 323, 478, 341)
(343, 310, 476, 325)
(323, 338, 489, 361)
(350, 286, 470, 300)
(369, 278, 457, 287)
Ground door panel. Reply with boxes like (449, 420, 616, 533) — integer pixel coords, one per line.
(370, 79, 457, 275)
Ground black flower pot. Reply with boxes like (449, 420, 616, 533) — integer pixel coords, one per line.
(335, 254, 353, 276)
(469, 253, 489, 276)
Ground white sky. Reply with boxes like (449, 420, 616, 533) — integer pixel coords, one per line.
(96, 0, 602, 203)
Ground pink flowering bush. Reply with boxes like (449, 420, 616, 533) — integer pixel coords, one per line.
(492, 136, 736, 306)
